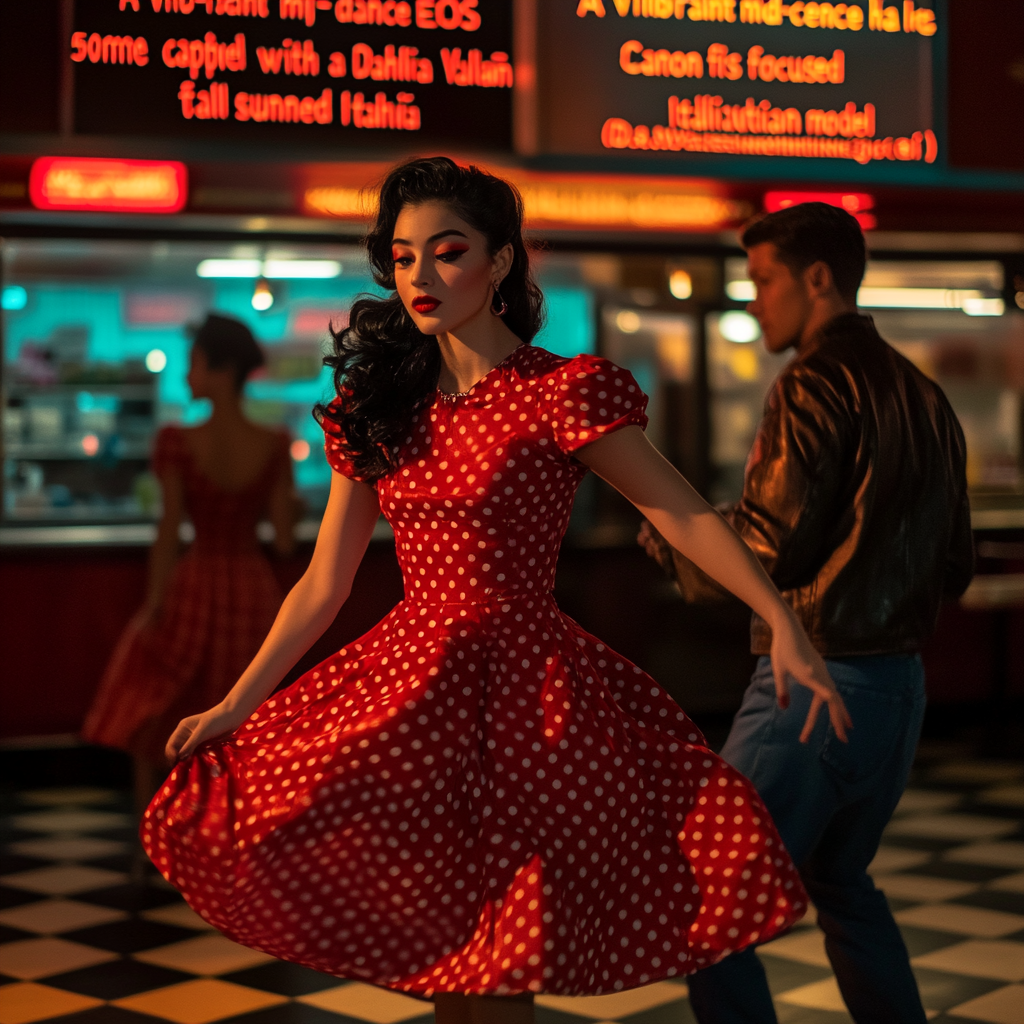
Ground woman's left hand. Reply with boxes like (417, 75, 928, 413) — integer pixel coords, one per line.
(769, 610, 852, 743)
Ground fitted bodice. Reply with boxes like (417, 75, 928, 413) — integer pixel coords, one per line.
(153, 425, 290, 555)
(325, 345, 648, 604)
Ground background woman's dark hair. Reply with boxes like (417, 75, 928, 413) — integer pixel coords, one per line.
(191, 313, 265, 390)
(315, 156, 545, 481)
(741, 202, 866, 300)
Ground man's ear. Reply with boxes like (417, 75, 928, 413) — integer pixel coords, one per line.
(804, 260, 837, 299)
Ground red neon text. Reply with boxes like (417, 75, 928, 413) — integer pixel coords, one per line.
(178, 80, 231, 118)
(162, 33, 246, 79)
(71, 32, 150, 65)
(257, 39, 320, 75)
(439, 48, 512, 87)
(234, 88, 333, 122)
(340, 90, 421, 128)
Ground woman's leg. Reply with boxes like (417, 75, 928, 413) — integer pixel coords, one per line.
(434, 993, 534, 1024)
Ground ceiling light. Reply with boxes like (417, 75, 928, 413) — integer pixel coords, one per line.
(251, 278, 274, 311)
(719, 311, 761, 344)
(726, 280, 756, 301)
(196, 258, 342, 279)
(197, 258, 262, 278)
(263, 259, 341, 279)
(668, 269, 693, 300)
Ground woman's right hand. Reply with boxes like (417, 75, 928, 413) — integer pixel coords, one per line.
(165, 703, 247, 763)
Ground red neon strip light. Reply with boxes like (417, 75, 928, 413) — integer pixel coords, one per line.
(29, 157, 187, 213)
(764, 191, 874, 213)
(764, 191, 876, 229)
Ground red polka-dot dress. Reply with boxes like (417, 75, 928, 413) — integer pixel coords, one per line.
(142, 345, 807, 996)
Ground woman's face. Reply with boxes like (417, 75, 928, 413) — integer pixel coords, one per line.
(391, 200, 510, 336)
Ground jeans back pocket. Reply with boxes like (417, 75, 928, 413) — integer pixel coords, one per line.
(819, 684, 917, 785)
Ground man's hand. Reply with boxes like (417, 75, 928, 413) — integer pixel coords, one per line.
(638, 519, 678, 580)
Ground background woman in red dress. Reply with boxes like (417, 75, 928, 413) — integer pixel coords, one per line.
(83, 315, 297, 815)
(145, 161, 851, 1024)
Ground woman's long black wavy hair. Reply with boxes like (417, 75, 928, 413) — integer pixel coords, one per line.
(315, 156, 545, 482)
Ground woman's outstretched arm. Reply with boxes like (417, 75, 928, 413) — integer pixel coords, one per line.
(166, 471, 381, 761)
(576, 426, 851, 743)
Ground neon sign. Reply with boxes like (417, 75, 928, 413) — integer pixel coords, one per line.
(29, 157, 188, 213)
(534, 1, 942, 174)
(67, 0, 512, 149)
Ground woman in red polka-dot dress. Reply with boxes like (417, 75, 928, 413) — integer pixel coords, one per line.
(144, 158, 851, 1023)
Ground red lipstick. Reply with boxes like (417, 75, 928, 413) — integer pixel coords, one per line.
(412, 294, 441, 314)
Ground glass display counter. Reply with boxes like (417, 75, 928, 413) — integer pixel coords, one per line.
(1, 238, 598, 541)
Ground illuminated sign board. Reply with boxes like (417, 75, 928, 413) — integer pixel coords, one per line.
(68, 0, 512, 149)
(303, 164, 753, 229)
(29, 157, 188, 213)
(533, 1, 941, 173)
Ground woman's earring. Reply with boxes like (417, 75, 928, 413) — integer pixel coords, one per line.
(491, 288, 508, 317)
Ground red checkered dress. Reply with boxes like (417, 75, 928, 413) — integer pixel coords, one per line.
(83, 425, 289, 760)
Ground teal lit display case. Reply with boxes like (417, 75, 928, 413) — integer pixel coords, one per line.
(2, 238, 596, 531)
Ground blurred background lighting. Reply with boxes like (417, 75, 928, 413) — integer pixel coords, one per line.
(251, 278, 274, 311)
(290, 439, 311, 462)
(726, 280, 756, 301)
(196, 258, 341, 279)
(2, 284, 28, 310)
(615, 309, 642, 333)
(961, 297, 1005, 316)
(81, 434, 100, 457)
(858, 286, 986, 310)
(196, 259, 262, 278)
(145, 349, 167, 372)
(668, 269, 693, 300)
(719, 311, 761, 344)
(263, 260, 341, 279)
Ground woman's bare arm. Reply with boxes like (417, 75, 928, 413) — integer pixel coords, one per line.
(167, 471, 381, 760)
(577, 426, 851, 742)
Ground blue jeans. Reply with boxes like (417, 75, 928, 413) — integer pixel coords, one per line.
(687, 655, 927, 1024)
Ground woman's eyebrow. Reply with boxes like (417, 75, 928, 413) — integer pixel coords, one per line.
(391, 229, 469, 245)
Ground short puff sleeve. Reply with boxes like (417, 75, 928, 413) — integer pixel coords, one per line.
(549, 355, 649, 454)
(151, 425, 185, 479)
(320, 396, 369, 482)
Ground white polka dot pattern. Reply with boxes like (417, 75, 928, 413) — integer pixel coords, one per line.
(142, 346, 806, 998)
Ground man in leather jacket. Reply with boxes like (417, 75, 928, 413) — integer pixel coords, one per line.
(641, 203, 973, 1024)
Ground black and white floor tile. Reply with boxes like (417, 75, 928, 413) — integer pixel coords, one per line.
(1, 753, 1021, 1024)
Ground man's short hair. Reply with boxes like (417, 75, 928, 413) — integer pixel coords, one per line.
(741, 202, 866, 300)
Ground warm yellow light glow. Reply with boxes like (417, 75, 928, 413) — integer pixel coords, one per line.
(616, 310, 642, 333)
(668, 269, 693, 300)
(251, 279, 274, 311)
(303, 181, 748, 233)
(726, 280, 756, 301)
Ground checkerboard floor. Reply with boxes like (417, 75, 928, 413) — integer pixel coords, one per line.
(1, 752, 1021, 1024)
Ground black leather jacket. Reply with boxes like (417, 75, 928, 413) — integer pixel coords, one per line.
(665, 313, 974, 656)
